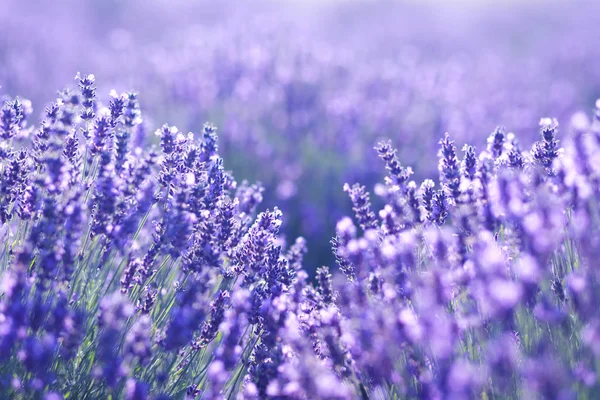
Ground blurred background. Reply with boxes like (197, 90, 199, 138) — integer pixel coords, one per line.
(2, 0, 599, 274)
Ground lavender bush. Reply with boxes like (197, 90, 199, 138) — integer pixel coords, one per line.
(3, 1, 600, 398)
(2, 73, 600, 398)
(0, 77, 327, 398)
(328, 104, 600, 399)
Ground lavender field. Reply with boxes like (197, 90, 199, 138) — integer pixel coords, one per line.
(2, 0, 600, 398)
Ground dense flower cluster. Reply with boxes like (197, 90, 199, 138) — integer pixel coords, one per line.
(2, 2, 600, 397)
(3, 73, 600, 398)
(327, 102, 600, 398)
(0, 77, 326, 398)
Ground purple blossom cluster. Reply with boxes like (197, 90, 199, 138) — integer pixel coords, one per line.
(2, 1, 600, 398)
(0, 76, 329, 398)
(2, 73, 600, 399)
(326, 101, 600, 398)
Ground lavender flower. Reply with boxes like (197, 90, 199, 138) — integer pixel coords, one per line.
(77, 72, 96, 122)
(375, 139, 413, 190)
(438, 133, 461, 203)
(532, 117, 560, 173)
(195, 290, 230, 348)
(461, 144, 478, 181)
(316, 266, 334, 304)
(0, 97, 25, 139)
(487, 126, 506, 159)
(343, 183, 378, 231)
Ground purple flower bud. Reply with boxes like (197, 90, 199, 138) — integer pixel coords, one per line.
(0, 97, 25, 139)
(532, 118, 560, 173)
(76, 72, 96, 121)
(375, 139, 413, 190)
(461, 144, 477, 181)
(487, 126, 506, 159)
(196, 290, 230, 348)
(438, 133, 461, 203)
(343, 183, 378, 231)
